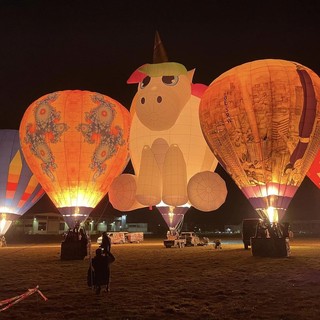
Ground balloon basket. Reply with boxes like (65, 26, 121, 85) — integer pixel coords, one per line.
(251, 237, 290, 258)
(60, 241, 86, 260)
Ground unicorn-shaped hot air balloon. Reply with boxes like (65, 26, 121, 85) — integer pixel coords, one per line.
(109, 33, 227, 237)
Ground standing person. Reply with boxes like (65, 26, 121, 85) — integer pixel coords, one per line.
(79, 228, 88, 259)
(88, 248, 115, 294)
(100, 231, 111, 254)
(104, 251, 115, 292)
(281, 222, 290, 238)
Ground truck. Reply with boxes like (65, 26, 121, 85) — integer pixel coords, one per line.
(97, 232, 127, 245)
(163, 234, 186, 248)
(126, 232, 144, 243)
(97, 232, 144, 245)
(163, 231, 201, 248)
(179, 232, 201, 246)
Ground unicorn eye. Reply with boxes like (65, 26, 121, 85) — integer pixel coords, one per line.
(162, 75, 178, 86)
(140, 76, 151, 89)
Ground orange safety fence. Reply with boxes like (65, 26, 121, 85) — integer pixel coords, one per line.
(0, 285, 48, 312)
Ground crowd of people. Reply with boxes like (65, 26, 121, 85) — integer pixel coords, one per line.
(255, 220, 292, 239)
(63, 226, 89, 259)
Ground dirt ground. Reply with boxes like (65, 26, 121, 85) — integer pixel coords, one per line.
(0, 237, 320, 320)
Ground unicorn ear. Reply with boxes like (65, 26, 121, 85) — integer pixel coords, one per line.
(153, 31, 169, 63)
(127, 66, 147, 84)
(187, 69, 195, 82)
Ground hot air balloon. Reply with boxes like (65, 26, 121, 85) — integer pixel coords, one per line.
(307, 148, 320, 189)
(0, 130, 44, 238)
(199, 59, 320, 239)
(109, 57, 227, 236)
(19, 90, 130, 229)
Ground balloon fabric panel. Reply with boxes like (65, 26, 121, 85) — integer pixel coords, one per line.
(199, 59, 320, 222)
(0, 130, 43, 216)
(307, 149, 320, 189)
(6, 150, 22, 199)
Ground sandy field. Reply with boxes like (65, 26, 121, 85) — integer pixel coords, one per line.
(1, 237, 320, 320)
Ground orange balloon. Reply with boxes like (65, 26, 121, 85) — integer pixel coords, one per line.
(200, 59, 320, 223)
(19, 90, 130, 227)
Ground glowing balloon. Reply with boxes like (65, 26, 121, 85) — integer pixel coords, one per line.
(157, 205, 189, 232)
(200, 59, 320, 224)
(307, 149, 320, 189)
(109, 61, 225, 232)
(19, 90, 130, 228)
(108, 174, 142, 211)
(187, 171, 227, 211)
(0, 130, 44, 236)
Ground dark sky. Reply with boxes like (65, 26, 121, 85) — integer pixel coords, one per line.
(1, 0, 319, 227)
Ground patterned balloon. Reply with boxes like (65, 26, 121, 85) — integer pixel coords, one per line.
(307, 148, 320, 189)
(0, 130, 44, 236)
(19, 90, 130, 228)
(200, 59, 320, 223)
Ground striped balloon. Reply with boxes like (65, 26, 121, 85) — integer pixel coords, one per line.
(0, 130, 44, 235)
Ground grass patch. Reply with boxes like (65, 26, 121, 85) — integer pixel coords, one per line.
(1, 238, 320, 319)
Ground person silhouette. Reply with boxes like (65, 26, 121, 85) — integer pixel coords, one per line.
(88, 248, 115, 294)
(100, 231, 111, 254)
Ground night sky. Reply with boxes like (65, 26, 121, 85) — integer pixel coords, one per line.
(1, 0, 319, 228)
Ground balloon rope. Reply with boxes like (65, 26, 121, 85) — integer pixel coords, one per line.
(176, 215, 185, 235)
(88, 228, 95, 291)
(95, 197, 110, 225)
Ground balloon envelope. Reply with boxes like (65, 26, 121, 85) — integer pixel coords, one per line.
(307, 148, 320, 189)
(128, 63, 219, 213)
(200, 59, 320, 222)
(187, 171, 227, 212)
(0, 130, 44, 235)
(108, 174, 143, 211)
(19, 90, 130, 228)
(126, 62, 224, 232)
(157, 205, 188, 231)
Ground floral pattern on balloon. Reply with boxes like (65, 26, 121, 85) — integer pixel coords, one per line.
(23, 93, 69, 181)
(77, 94, 125, 180)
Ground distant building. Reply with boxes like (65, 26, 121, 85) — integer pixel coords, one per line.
(127, 223, 148, 233)
(13, 212, 149, 235)
(289, 220, 320, 236)
(224, 224, 241, 234)
(16, 212, 67, 235)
